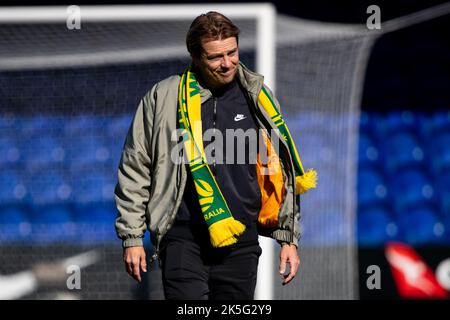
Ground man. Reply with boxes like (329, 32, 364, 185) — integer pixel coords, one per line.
(115, 11, 316, 300)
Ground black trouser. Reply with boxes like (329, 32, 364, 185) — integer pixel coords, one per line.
(159, 233, 262, 300)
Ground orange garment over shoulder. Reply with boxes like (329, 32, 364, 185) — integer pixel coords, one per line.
(256, 131, 286, 228)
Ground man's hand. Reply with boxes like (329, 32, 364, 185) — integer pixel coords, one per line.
(123, 246, 147, 282)
(279, 243, 300, 286)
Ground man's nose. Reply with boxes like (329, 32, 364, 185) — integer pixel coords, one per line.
(221, 55, 231, 68)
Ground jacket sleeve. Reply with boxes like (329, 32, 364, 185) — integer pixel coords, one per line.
(263, 84, 301, 249)
(114, 86, 156, 248)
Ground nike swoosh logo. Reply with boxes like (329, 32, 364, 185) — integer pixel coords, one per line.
(234, 114, 247, 121)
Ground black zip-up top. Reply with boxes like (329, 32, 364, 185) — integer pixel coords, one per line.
(167, 78, 262, 246)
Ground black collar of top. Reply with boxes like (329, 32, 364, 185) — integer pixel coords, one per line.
(210, 77, 238, 98)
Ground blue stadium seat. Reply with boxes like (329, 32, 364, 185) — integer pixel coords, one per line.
(383, 131, 424, 172)
(46, 116, 66, 137)
(428, 130, 450, 174)
(430, 111, 450, 131)
(396, 206, 444, 245)
(358, 166, 388, 208)
(0, 206, 28, 224)
(20, 116, 64, 139)
(442, 214, 450, 243)
(0, 171, 25, 203)
(435, 171, 450, 216)
(389, 169, 433, 213)
(63, 115, 98, 137)
(421, 111, 450, 140)
(107, 113, 132, 140)
(74, 201, 115, 223)
(304, 211, 349, 246)
(29, 204, 75, 243)
(70, 169, 115, 203)
(66, 136, 109, 169)
(106, 138, 124, 168)
(0, 136, 20, 167)
(370, 111, 430, 141)
(103, 133, 123, 165)
(73, 202, 117, 243)
(105, 114, 132, 168)
(28, 170, 69, 204)
(359, 112, 371, 132)
(21, 136, 64, 169)
(358, 206, 396, 246)
(0, 206, 31, 242)
(29, 204, 72, 224)
(358, 131, 380, 166)
(385, 111, 420, 132)
(0, 114, 17, 131)
(19, 116, 46, 137)
(363, 113, 386, 138)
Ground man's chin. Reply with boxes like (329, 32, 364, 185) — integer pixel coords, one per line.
(219, 72, 236, 83)
(209, 71, 236, 88)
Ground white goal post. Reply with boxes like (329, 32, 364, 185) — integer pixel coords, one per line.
(0, 3, 277, 300)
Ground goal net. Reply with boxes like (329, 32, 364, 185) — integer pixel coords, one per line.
(2, 3, 447, 300)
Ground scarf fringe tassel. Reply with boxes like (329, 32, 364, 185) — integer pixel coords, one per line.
(209, 217, 246, 247)
(296, 169, 318, 195)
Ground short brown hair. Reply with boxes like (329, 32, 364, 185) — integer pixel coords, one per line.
(186, 11, 240, 58)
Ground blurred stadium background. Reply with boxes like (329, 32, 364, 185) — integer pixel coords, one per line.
(0, 0, 449, 299)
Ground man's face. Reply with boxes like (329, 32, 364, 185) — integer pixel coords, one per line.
(194, 37, 239, 89)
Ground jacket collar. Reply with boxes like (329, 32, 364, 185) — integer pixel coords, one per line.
(236, 62, 264, 98)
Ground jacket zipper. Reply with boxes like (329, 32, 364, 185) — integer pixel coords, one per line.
(150, 249, 159, 264)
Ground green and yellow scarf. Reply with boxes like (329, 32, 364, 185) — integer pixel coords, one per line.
(178, 66, 317, 248)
